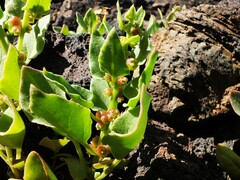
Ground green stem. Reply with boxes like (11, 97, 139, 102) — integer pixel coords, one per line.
(6, 147, 21, 179)
(96, 159, 121, 180)
(17, 10, 29, 51)
(72, 140, 92, 180)
(0, 149, 10, 167)
(0, 27, 9, 54)
(108, 79, 119, 110)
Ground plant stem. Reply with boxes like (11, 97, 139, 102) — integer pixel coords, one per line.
(6, 147, 21, 179)
(108, 78, 119, 110)
(17, 10, 29, 51)
(72, 140, 92, 180)
(96, 159, 121, 180)
(0, 27, 9, 54)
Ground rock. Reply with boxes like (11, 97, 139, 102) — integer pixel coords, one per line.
(149, 0, 240, 122)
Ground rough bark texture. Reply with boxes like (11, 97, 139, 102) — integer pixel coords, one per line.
(150, 1, 240, 122)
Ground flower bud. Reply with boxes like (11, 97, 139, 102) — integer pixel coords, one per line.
(8, 16, 21, 27)
(131, 27, 141, 35)
(103, 88, 113, 97)
(104, 73, 112, 82)
(18, 50, 27, 64)
(107, 109, 120, 121)
(96, 121, 105, 130)
(126, 58, 138, 71)
(117, 76, 128, 86)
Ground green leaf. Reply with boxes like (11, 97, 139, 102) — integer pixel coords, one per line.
(29, 85, 92, 145)
(24, 151, 57, 180)
(19, 66, 65, 127)
(43, 69, 94, 108)
(135, 32, 151, 63)
(90, 78, 110, 111)
(146, 15, 160, 35)
(22, 15, 50, 61)
(116, 1, 123, 30)
(89, 30, 105, 78)
(0, 26, 9, 54)
(123, 77, 139, 100)
(76, 12, 88, 33)
(60, 154, 87, 180)
(125, 50, 157, 108)
(102, 84, 151, 159)
(22, 0, 51, 19)
(20, 66, 65, 113)
(216, 144, 240, 180)
(124, 5, 136, 24)
(230, 90, 240, 116)
(0, 97, 25, 149)
(0, 7, 3, 20)
(39, 137, 70, 153)
(0, 45, 20, 101)
(98, 16, 110, 35)
(83, 8, 98, 33)
(99, 28, 129, 77)
(5, 0, 25, 17)
(135, 6, 145, 27)
(60, 24, 70, 35)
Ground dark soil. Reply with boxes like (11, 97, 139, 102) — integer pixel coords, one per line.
(1, 0, 240, 179)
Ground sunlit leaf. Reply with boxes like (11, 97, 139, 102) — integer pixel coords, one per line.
(0, 97, 25, 149)
(89, 30, 105, 79)
(0, 45, 20, 101)
(90, 78, 110, 111)
(99, 28, 129, 77)
(22, 15, 50, 61)
(22, 0, 51, 19)
(103, 84, 151, 159)
(29, 85, 92, 145)
(24, 151, 57, 180)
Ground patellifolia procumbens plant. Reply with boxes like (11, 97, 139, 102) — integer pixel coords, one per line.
(0, 0, 159, 179)
(0, 0, 51, 178)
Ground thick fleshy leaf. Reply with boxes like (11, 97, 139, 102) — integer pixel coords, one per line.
(24, 151, 57, 180)
(39, 137, 70, 153)
(116, 1, 123, 30)
(135, 6, 145, 27)
(43, 69, 93, 108)
(230, 90, 240, 116)
(83, 8, 98, 33)
(124, 5, 136, 23)
(20, 66, 64, 112)
(216, 144, 240, 179)
(0, 26, 9, 54)
(5, 0, 25, 17)
(0, 97, 25, 149)
(29, 85, 92, 145)
(0, 45, 20, 101)
(89, 30, 105, 78)
(90, 78, 110, 111)
(76, 12, 88, 33)
(125, 50, 157, 108)
(102, 84, 151, 159)
(22, 15, 50, 61)
(22, 0, 51, 19)
(99, 28, 129, 77)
